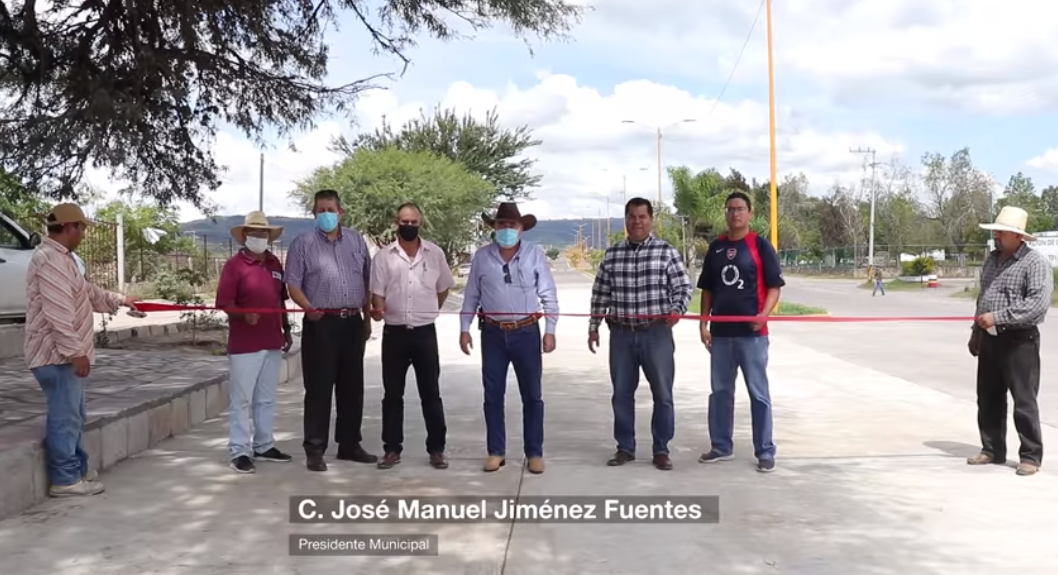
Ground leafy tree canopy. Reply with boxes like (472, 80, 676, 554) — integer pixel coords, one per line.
(0, 0, 583, 209)
(292, 146, 493, 263)
(337, 106, 543, 202)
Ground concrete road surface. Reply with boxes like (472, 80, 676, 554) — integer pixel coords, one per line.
(1, 266, 1057, 574)
(780, 275, 1058, 427)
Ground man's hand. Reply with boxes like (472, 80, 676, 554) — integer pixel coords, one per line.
(305, 309, 323, 321)
(699, 324, 712, 353)
(665, 312, 680, 327)
(244, 313, 260, 326)
(975, 312, 996, 330)
(283, 331, 294, 353)
(123, 296, 140, 309)
(460, 332, 473, 355)
(543, 333, 556, 353)
(370, 305, 384, 321)
(588, 331, 600, 354)
(750, 313, 769, 332)
(72, 356, 90, 378)
(968, 330, 981, 357)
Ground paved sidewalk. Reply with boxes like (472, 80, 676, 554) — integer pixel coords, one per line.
(1, 279, 1056, 574)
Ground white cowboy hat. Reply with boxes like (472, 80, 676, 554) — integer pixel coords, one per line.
(231, 211, 283, 243)
(979, 206, 1036, 241)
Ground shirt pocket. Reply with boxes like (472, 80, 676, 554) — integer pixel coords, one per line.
(418, 266, 440, 292)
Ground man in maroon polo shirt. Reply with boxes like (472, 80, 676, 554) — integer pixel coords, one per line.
(216, 211, 295, 474)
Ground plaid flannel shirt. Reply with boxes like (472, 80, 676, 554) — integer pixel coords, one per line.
(974, 241, 1054, 331)
(589, 235, 693, 331)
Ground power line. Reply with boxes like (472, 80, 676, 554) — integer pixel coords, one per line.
(703, 0, 767, 120)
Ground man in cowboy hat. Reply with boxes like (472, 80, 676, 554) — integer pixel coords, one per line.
(968, 205, 1054, 476)
(216, 211, 295, 473)
(25, 203, 140, 496)
(460, 202, 559, 474)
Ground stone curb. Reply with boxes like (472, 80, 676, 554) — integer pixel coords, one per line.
(0, 338, 303, 522)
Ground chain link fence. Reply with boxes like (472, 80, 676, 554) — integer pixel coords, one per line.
(778, 244, 990, 277)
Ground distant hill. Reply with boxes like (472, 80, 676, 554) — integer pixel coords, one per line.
(180, 215, 624, 249)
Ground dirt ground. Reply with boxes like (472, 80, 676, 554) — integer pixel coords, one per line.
(103, 324, 229, 356)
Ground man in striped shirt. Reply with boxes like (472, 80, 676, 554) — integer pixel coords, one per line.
(588, 197, 693, 471)
(25, 204, 139, 497)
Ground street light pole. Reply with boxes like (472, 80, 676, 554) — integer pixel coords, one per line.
(850, 147, 878, 275)
(620, 119, 696, 232)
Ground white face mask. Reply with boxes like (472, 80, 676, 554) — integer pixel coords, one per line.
(245, 237, 269, 254)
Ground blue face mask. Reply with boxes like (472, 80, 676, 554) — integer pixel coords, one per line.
(495, 228, 519, 248)
(315, 212, 339, 233)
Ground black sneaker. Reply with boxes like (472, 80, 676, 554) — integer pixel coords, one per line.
(698, 450, 734, 463)
(231, 455, 256, 474)
(254, 448, 293, 462)
(757, 459, 776, 473)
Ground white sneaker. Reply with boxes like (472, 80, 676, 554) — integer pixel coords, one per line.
(49, 479, 105, 497)
(83, 470, 99, 482)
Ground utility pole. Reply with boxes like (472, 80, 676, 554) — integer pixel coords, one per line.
(850, 147, 878, 276)
(258, 152, 264, 211)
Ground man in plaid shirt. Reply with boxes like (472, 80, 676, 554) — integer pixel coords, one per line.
(968, 205, 1054, 476)
(588, 197, 693, 471)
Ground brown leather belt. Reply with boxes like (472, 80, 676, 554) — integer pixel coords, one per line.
(483, 315, 540, 331)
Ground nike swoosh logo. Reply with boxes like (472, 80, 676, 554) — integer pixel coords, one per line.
(715, 248, 724, 253)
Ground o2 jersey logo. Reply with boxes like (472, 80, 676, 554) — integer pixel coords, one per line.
(721, 264, 744, 290)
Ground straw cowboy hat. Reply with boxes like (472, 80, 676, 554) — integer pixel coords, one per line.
(231, 211, 283, 243)
(979, 206, 1037, 241)
(481, 202, 537, 231)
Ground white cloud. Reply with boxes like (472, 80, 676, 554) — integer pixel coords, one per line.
(576, 0, 1058, 114)
(1026, 149, 1058, 173)
(120, 73, 901, 222)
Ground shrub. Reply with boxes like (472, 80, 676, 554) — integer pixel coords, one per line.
(901, 256, 936, 277)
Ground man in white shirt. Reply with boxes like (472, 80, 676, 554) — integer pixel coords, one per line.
(369, 202, 456, 470)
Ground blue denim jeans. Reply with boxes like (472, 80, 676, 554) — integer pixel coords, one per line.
(480, 322, 544, 457)
(228, 350, 283, 459)
(31, 364, 89, 486)
(608, 322, 676, 455)
(708, 336, 776, 460)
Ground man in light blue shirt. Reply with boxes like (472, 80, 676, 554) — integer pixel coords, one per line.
(460, 202, 559, 475)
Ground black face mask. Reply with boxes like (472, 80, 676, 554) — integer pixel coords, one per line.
(397, 224, 420, 241)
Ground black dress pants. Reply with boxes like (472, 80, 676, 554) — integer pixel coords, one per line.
(976, 326, 1043, 466)
(380, 323, 446, 454)
(301, 314, 366, 455)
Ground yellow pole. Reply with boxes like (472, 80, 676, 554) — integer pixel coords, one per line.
(766, 0, 780, 313)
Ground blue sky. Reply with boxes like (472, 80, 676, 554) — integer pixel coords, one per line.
(92, 0, 1057, 222)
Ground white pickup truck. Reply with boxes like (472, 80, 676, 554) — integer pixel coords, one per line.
(0, 212, 41, 321)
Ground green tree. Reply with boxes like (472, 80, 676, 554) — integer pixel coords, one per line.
(1041, 185, 1058, 227)
(338, 107, 543, 202)
(0, 0, 583, 207)
(94, 199, 196, 282)
(292, 147, 493, 264)
(920, 148, 994, 250)
(996, 172, 1054, 232)
(0, 168, 48, 227)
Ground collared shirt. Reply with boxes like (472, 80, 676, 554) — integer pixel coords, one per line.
(216, 249, 288, 354)
(285, 227, 371, 310)
(459, 241, 559, 334)
(24, 237, 124, 369)
(589, 235, 693, 330)
(975, 241, 1054, 329)
(370, 239, 455, 326)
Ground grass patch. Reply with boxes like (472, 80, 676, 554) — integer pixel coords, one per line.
(688, 289, 827, 315)
(858, 279, 932, 291)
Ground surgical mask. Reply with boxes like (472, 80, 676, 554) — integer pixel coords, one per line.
(245, 237, 269, 254)
(495, 228, 519, 248)
(397, 224, 420, 242)
(315, 212, 339, 233)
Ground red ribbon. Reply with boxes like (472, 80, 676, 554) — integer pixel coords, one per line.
(131, 302, 975, 323)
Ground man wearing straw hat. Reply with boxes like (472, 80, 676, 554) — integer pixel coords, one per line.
(969, 205, 1054, 476)
(216, 211, 294, 474)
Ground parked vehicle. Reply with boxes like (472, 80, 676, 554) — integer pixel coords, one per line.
(0, 212, 41, 321)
